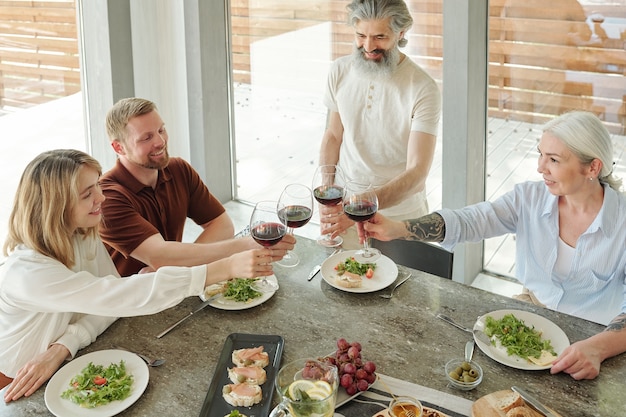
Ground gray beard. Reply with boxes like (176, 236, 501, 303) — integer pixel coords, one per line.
(350, 45, 400, 78)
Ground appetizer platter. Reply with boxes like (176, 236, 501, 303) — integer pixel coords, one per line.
(44, 349, 149, 417)
(321, 250, 398, 293)
(201, 276, 279, 310)
(473, 310, 570, 370)
(198, 333, 284, 417)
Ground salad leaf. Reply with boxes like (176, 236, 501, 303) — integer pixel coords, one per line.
(61, 360, 133, 408)
(223, 278, 262, 302)
(484, 314, 556, 360)
(335, 257, 376, 276)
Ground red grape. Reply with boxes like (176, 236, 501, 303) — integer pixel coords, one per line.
(356, 379, 369, 392)
(323, 338, 377, 395)
(363, 361, 376, 374)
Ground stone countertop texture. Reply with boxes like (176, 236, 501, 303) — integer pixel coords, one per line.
(1, 237, 623, 416)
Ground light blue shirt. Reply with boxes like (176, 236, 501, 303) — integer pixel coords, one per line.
(438, 181, 626, 325)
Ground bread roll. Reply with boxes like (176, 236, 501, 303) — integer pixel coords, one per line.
(496, 392, 524, 413)
(506, 406, 537, 417)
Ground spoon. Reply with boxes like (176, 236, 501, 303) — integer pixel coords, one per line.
(465, 340, 475, 362)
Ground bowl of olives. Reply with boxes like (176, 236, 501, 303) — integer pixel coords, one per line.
(445, 359, 483, 391)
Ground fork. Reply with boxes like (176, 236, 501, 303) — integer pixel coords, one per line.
(114, 346, 166, 367)
(380, 271, 412, 299)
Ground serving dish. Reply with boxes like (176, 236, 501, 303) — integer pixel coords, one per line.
(321, 250, 398, 293)
(198, 333, 284, 417)
(473, 309, 570, 370)
(44, 349, 149, 417)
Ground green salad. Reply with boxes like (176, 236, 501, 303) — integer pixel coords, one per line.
(334, 257, 376, 276)
(61, 360, 133, 408)
(484, 314, 556, 360)
(223, 278, 262, 302)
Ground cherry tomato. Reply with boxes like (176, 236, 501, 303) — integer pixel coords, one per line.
(365, 268, 374, 279)
(93, 376, 107, 386)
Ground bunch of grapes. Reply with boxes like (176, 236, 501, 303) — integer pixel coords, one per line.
(322, 338, 376, 396)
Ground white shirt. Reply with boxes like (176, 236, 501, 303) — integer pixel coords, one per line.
(324, 55, 441, 218)
(438, 181, 626, 325)
(0, 235, 206, 376)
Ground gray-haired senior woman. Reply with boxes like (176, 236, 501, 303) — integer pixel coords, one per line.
(361, 111, 626, 380)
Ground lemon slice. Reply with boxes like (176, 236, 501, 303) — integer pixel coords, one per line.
(287, 380, 316, 400)
(306, 381, 333, 400)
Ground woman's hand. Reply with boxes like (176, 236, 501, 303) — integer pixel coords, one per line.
(550, 338, 602, 380)
(4, 344, 69, 403)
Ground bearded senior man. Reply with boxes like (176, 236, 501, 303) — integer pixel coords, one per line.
(99, 97, 294, 276)
(318, 0, 441, 249)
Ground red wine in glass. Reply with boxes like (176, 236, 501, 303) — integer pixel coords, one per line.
(313, 185, 344, 206)
(276, 184, 314, 268)
(343, 201, 377, 222)
(342, 181, 381, 261)
(252, 222, 287, 247)
(312, 165, 346, 248)
(278, 205, 313, 228)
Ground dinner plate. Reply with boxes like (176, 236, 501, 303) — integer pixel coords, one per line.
(321, 250, 398, 293)
(202, 275, 278, 310)
(198, 333, 284, 417)
(44, 349, 149, 417)
(473, 309, 570, 370)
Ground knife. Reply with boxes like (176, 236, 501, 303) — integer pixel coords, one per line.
(156, 295, 219, 339)
(307, 264, 321, 281)
(308, 248, 341, 281)
(512, 386, 558, 417)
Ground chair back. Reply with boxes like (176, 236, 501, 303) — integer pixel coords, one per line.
(371, 239, 454, 279)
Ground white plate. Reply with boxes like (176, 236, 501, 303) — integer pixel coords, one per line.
(203, 275, 278, 310)
(45, 349, 149, 417)
(473, 309, 570, 370)
(321, 250, 398, 293)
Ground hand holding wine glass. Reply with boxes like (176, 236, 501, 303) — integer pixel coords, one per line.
(276, 184, 313, 267)
(312, 165, 345, 247)
(342, 181, 381, 261)
(249, 201, 287, 291)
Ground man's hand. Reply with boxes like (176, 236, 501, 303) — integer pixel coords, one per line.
(319, 204, 354, 240)
(4, 344, 69, 402)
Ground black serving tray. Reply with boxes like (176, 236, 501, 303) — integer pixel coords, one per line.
(198, 333, 284, 417)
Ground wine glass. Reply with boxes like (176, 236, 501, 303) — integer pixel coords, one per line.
(275, 184, 314, 267)
(342, 181, 381, 261)
(249, 200, 287, 291)
(312, 165, 345, 247)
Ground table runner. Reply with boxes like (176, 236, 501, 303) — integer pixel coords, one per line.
(335, 373, 472, 417)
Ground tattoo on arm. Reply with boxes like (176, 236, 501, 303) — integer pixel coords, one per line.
(403, 213, 446, 242)
(605, 313, 626, 332)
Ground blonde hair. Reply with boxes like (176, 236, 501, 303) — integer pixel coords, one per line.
(543, 111, 622, 191)
(105, 97, 157, 143)
(3, 149, 102, 268)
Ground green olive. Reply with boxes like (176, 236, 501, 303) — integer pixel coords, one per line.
(469, 369, 478, 378)
(463, 374, 476, 383)
(454, 366, 463, 375)
(461, 362, 471, 371)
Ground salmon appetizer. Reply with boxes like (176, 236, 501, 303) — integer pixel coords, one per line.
(222, 383, 262, 407)
(231, 346, 269, 368)
(227, 365, 267, 385)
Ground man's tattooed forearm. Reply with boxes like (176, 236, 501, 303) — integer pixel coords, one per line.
(403, 213, 446, 242)
(605, 313, 626, 332)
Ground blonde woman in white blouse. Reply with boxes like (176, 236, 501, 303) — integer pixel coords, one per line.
(0, 149, 285, 401)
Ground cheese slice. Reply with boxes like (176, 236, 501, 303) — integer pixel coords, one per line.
(527, 350, 557, 366)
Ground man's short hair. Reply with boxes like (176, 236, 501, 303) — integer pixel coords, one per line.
(346, 0, 413, 46)
(106, 97, 157, 143)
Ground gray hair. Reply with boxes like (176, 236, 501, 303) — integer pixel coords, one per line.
(346, 0, 413, 47)
(543, 111, 622, 191)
